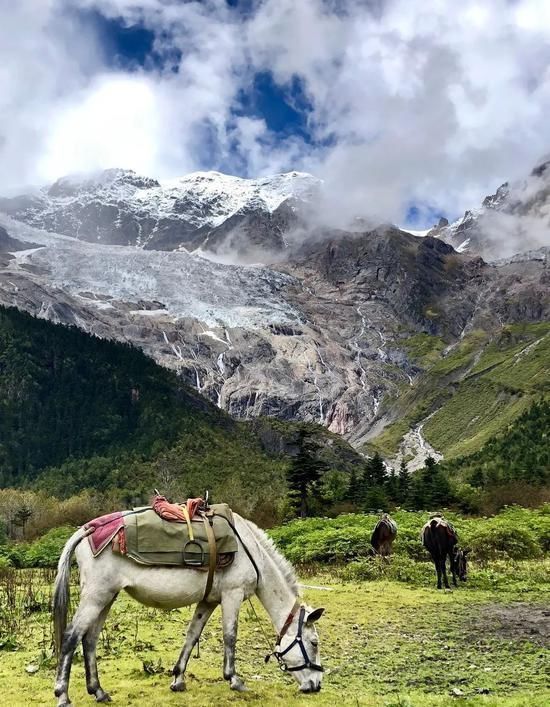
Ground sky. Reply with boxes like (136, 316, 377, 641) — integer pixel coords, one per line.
(2, 1, 550, 227)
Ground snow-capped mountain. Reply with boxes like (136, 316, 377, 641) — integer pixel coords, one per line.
(427, 159, 550, 258)
(0, 169, 320, 260)
(0, 163, 549, 468)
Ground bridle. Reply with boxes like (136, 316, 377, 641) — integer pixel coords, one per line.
(266, 602, 324, 673)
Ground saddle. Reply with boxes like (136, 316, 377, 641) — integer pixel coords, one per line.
(84, 496, 238, 601)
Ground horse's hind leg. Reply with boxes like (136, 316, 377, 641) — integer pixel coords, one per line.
(435, 558, 443, 589)
(83, 596, 117, 702)
(221, 589, 247, 692)
(55, 593, 116, 707)
(170, 600, 218, 692)
(441, 558, 451, 590)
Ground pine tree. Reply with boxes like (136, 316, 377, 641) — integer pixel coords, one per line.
(287, 428, 328, 517)
(398, 459, 409, 503)
(346, 466, 363, 502)
(364, 452, 386, 486)
(422, 456, 452, 508)
(386, 467, 400, 503)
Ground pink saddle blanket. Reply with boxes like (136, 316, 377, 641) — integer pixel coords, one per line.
(84, 511, 125, 557)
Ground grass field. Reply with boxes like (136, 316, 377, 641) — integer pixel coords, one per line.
(1, 509, 549, 706)
(0, 567, 548, 706)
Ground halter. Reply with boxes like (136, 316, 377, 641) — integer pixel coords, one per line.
(266, 603, 324, 673)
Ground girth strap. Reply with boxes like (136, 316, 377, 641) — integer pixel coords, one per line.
(201, 512, 217, 601)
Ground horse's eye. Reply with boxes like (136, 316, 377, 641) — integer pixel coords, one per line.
(311, 639, 319, 647)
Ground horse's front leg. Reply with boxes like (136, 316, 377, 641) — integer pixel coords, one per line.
(170, 601, 218, 692)
(221, 589, 247, 692)
(450, 555, 458, 587)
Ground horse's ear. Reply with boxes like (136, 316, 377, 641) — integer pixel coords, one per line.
(307, 607, 325, 623)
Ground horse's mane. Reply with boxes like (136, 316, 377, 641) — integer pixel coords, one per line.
(244, 519, 299, 596)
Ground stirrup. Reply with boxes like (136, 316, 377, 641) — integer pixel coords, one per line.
(182, 540, 205, 566)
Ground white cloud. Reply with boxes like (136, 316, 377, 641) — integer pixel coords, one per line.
(2, 0, 550, 229)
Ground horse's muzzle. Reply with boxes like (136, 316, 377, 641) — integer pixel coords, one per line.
(300, 680, 322, 693)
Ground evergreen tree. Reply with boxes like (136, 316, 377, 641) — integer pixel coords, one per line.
(363, 485, 389, 512)
(386, 467, 400, 503)
(398, 459, 409, 503)
(346, 466, 363, 502)
(287, 428, 328, 517)
(422, 456, 452, 508)
(364, 452, 386, 486)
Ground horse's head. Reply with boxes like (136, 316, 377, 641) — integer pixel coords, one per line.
(453, 547, 469, 582)
(275, 605, 324, 693)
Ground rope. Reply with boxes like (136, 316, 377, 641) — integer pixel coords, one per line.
(246, 598, 277, 664)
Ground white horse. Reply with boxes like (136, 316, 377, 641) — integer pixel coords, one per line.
(53, 514, 325, 706)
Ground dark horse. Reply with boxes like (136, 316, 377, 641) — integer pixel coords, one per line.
(370, 513, 398, 556)
(421, 516, 468, 589)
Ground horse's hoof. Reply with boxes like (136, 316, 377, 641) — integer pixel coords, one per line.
(96, 692, 112, 703)
(230, 677, 248, 692)
(170, 681, 186, 692)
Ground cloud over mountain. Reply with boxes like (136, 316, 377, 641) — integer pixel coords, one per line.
(2, 0, 550, 226)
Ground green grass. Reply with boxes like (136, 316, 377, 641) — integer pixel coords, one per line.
(1, 508, 549, 705)
(403, 334, 446, 366)
(1, 570, 549, 706)
(368, 323, 550, 459)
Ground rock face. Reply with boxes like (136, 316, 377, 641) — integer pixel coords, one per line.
(0, 210, 547, 451)
(428, 158, 550, 259)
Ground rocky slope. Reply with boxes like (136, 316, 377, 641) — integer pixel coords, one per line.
(0, 211, 547, 464)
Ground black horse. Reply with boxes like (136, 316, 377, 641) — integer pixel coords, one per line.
(421, 515, 468, 589)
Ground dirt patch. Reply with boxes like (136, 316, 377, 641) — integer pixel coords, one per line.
(477, 603, 550, 645)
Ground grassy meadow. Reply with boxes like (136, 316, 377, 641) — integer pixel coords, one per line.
(1, 508, 549, 706)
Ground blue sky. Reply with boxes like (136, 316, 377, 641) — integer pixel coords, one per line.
(88, 8, 313, 139)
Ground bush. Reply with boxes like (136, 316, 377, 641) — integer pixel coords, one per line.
(23, 526, 75, 568)
(469, 525, 542, 561)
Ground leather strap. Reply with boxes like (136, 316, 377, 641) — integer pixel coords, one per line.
(181, 505, 195, 541)
(276, 599, 302, 645)
(201, 513, 217, 601)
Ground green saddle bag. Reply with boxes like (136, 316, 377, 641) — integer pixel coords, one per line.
(121, 504, 238, 567)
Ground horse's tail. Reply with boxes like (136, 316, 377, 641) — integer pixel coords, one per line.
(53, 527, 87, 656)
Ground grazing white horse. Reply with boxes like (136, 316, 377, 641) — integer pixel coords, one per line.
(53, 514, 325, 706)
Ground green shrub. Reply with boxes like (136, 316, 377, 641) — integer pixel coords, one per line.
(469, 525, 542, 560)
(24, 526, 75, 568)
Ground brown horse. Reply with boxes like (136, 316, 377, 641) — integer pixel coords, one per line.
(421, 515, 468, 589)
(370, 513, 398, 556)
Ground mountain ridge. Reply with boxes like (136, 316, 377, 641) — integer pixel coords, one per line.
(0, 163, 548, 469)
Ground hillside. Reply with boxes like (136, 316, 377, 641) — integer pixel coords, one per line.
(0, 164, 548, 474)
(0, 306, 364, 521)
(365, 321, 550, 467)
(445, 398, 550, 488)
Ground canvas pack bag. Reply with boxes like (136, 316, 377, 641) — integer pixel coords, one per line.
(120, 503, 238, 567)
